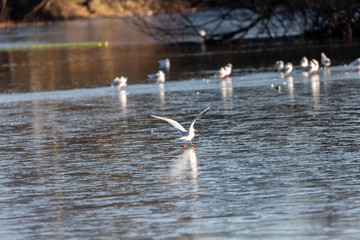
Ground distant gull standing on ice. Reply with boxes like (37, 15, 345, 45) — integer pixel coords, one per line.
(278, 62, 293, 76)
(276, 60, 284, 71)
(213, 63, 233, 79)
(224, 63, 233, 76)
(198, 29, 206, 38)
(148, 70, 165, 83)
(300, 57, 308, 69)
(151, 107, 211, 148)
(321, 52, 331, 68)
(158, 58, 170, 70)
(302, 59, 319, 75)
(213, 67, 227, 79)
(310, 59, 320, 74)
(111, 76, 127, 88)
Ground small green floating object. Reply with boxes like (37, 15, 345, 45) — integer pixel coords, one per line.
(0, 41, 110, 51)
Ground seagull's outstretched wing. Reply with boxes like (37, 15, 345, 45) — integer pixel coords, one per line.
(151, 115, 187, 136)
(190, 107, 211, 128)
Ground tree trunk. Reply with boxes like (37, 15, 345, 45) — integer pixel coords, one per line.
(0, 0, 7, 21)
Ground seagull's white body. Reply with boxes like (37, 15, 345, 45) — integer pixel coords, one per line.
(276, 60, 284, 71)
(151, 107, 211, 148)
(303, 59, 319, 75)
(278, 62, 293, 76)
(310, 59, 320, 74)
(350, 58, 360, 66)
(224, 63, 233, 76)
(158, 58, 170, 69)
(213, 63, 233, 78)
(111, 76, 127, 88)
(321, 52, 331, 68)
(213, 67, 227, 78)
(300, 57, 308, 69)
(148, 70, 165, 82)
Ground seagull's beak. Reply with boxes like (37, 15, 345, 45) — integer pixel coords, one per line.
(194, 128, 198, 132)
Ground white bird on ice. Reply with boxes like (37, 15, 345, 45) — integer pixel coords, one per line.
(278, 62, 293, 76)
(303, 59, 319, 75)
(148, 70, 165, 82)
(111, 76, 127, 88)
(213, 63, 233, 78)
(158, 58, 170, 69)
(300, 57, 308, 69)
(310, 59, 320, 74)
(213, 67, 227, 79)
(224, 63, 233, 76)
(151, 107, 211, 148)
(321, 52, 331, 68)
(276, 60, 284, 71)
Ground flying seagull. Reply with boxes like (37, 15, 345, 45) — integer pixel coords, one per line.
(151, 107, 211, 148)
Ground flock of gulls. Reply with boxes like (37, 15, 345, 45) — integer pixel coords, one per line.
(111, 58, 169, 87)
(276, 53, 360, 77)
(110, 54, 360, 148)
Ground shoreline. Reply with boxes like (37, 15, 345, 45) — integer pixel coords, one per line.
(0, 15, 358, 47)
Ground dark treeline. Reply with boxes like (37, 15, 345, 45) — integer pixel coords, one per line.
(208, 0, 360, 40)
(1, 0, 359, 41)
(132, 0, 360, 42)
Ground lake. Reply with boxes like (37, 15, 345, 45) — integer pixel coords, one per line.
(1, 18, 360, 239)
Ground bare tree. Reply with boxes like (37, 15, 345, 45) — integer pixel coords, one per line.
(130, 0, 360, 43)
(0, 0, 6, 20)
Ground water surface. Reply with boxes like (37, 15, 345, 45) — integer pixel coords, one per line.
(1, 66, 360, 239)
(1, 19, 360, 239)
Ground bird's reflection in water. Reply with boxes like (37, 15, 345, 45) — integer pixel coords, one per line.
(220, 77, 233, 110)
(169, 148, 198, 194)
(166, 148, 199, 216)
(117, 87, 127, 116)
(322, 68, 331, 79)
(322, 68, 331, 92)
(310, 74, 320, 111)
(286, 76, 294, 101)
(220, 77, 233, 100)
(158, 83, 165, 106)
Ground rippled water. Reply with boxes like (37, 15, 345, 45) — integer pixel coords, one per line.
(1, 63, 360, 238)
(1, 19, 360, 239)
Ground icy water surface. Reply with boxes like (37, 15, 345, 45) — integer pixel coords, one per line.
(1, 65, 360, 239)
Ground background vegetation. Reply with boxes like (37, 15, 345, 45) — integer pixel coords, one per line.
(0, 0, 359, 42)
